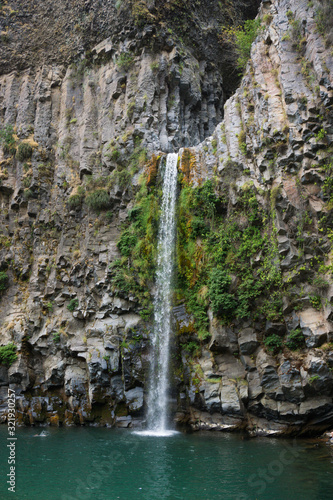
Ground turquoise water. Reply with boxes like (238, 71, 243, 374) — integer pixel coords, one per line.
(0, 427, 332, 500)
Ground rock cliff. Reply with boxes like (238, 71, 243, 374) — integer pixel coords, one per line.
(1, 0, 333, 436)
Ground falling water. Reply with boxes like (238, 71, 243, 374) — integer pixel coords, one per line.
(138, 153, 179, 437)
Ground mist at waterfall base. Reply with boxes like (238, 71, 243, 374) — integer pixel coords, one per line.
(136, 153, 179, 437)
(0, 427, 332, 500)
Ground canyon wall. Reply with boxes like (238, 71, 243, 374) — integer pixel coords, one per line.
(1, 0, 333, 436)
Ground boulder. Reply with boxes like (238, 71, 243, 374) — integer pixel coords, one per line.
(124, 387, 144, 413)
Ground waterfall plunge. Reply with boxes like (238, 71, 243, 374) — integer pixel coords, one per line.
(137, 153, 179, 437)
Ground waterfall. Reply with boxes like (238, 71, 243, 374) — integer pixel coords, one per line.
(137, 153, 179, 437)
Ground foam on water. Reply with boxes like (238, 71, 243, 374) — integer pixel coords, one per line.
(133, 430, 180, 437)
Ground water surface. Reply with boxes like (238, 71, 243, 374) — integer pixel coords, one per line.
(0, 427, 332, 499)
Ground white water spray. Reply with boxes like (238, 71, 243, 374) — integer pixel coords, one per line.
(138, 153, 179, 437)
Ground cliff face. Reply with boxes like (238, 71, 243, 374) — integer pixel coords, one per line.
(175, 0, 333, 436)
(0, 0, 333, 435)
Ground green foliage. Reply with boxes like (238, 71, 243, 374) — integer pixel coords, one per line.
(176, 176, 285, 341)
(285, 328, 305, 351)
(235, 19, 262, 71)
(309, 374, 320, 384)
(315, 0, 333, 47)
(0, 124, 15, 155)
(312, 276, 330, 290)
(127, 100, 136, 120)
(67, 298, 79, 312)
(46, 301, 53, 312)
(109, 148, 121, 162)
(150, 61, 159, 72)
(181, 341, 200, 356)
(0, 271, 9, 291)
(263, 334, 283, 353)
(85, 189, 110, 211)
(116, 52, 134, 72)
(110, 176, 161, 313)
(208, 268, 237, 317)
(68, 193, 84, 208)
(117, 229, 138, 257)
(23, 189, 33, 200)
(0, 343, 17, 366)
(17, 142, 33, 162)
(315, 128, 327, 142)
(53, 332, 61, 343)
(309, 294, 322, 310)
(139, 306, 154, 320)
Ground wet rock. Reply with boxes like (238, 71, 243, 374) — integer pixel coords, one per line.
(221, 379, 241, 414)
(256, 350, 282, 400)
(124, 387, 144, 413)
(279, 360, 305, 403)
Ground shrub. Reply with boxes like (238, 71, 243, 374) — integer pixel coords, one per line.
(132, 1, 154, 27)
(263, 334, 283, 353)
(315, 0, 333, 47)
(53, 332, 61, 343)
(309, 294, 322, 310)
(0, 271, 8, 291)
(117, 229, 137, 257)
(109, 148, 121, 162)
(0, 124, 15, 155)
(208, 268, 237, 316)
(191, 217, 210, 238)
(46, 301, 53, 312)
(68, 193, 83, 208)
(150, 61, 159, 72)
(116, 52, 134, 72)
(85, 189, 110, 211)
(23, 189, 33, 200)
(67, 298, 79, 312)
(285, 328, 305, 351)
(127, 100, 136, 120)
(312, 276, 330, 290)
(139, 306, 154, 320)
(17, 142, 33, 162)
(0, 343, 17, 366)
(181, 341, 200, 356)
(235, 19, 262, 71)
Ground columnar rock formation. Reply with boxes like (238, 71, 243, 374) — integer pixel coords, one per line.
(0, 0, 333, 435)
